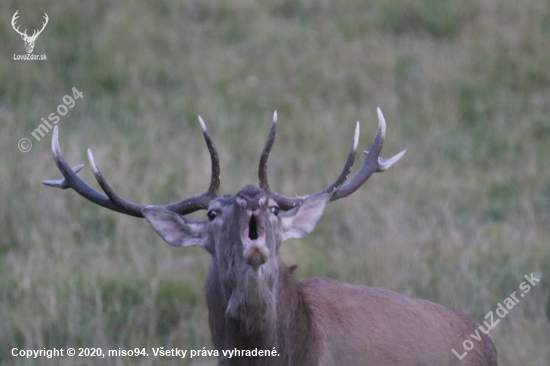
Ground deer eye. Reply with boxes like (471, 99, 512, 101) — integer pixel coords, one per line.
(207, 210, 218, 221)
(271, 207, 279, 216)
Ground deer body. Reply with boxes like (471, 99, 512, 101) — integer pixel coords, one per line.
(44, 110, 497, 365)
(304, 278, 496, 366)
(208, 256, 498, 366)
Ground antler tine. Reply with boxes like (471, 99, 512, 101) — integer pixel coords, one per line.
(259, 111, 277, 192)
(331, 108, 405, 201)
(86, 149, 146, 216)
(317, 121, 359, 196)
(362, 149, 406, 172)
(43, 126, 133, 214)
(267, 120, 360, 210)
(44, 122, 222, 218)
(11, 11, 18, 27)
(43, 164, 84, 188)
(199, 116, 220, 197)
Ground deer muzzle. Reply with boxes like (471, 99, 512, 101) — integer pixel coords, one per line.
(241, 213, 269, 267)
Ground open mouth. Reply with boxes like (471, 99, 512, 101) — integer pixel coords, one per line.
(248, 215, 259, 240)
(241, 214, 266, 245)
(242, 215, 268, 267)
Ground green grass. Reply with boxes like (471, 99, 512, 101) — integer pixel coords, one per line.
(1, 0, 549, 364)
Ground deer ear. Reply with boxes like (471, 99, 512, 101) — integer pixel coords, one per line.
(280, 193, 330, 241)
(142, 208, 211, 252)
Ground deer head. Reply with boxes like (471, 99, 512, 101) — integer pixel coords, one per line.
(43, 110, 404, 266)
(12, 11, 49, 54)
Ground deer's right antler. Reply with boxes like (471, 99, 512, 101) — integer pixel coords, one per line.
(43, 118, 220, 217)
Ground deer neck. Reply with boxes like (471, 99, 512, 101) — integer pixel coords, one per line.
(207, 255, 305, 350)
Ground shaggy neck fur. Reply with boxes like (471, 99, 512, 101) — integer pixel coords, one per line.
(225, 257, 279, 340)
(206, 255, 319, 366)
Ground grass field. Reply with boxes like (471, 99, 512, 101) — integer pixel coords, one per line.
(1, 0, 549, 365)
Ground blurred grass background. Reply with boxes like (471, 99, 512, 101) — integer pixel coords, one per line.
(1, 0, 549, 364)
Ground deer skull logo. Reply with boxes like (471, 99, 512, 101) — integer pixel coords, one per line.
(11, 11, 49, 54)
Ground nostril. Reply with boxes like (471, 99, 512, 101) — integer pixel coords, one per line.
(236, 196, 247, 208)
(249, 216, 258, 240)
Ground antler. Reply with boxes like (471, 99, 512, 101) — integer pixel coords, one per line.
(259, 108, 406, 210)
(31, 13, 49, 39)
(11, 11, 27, 37)
(11, 11, 48, 39)
(258, 111, 277, 192)
(43, 118, 220, 217)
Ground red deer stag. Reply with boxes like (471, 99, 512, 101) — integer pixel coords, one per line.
(44, 109, 497, 366)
